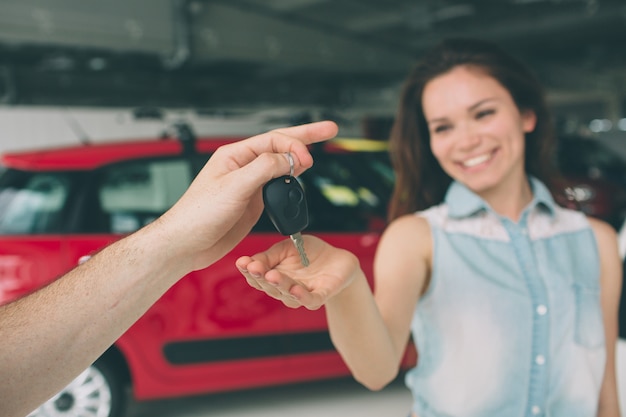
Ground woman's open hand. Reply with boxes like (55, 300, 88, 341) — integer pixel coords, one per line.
(236, 235, 360, 310)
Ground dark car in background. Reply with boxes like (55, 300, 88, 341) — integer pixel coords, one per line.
(0, 132, 412, 417)
(554, 135, 626, 231)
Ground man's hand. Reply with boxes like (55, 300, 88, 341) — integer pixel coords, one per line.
(160, 121, 338, 273)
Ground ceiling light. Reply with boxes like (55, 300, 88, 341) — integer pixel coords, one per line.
(589, 119, 612, 133)
(88, 57, 108, 71)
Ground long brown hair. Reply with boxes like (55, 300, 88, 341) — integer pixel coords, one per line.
(388, 38, 557, 221)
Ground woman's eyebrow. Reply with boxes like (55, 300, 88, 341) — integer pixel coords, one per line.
(468, 97, 497, 111)
(427, 98, 497, 124)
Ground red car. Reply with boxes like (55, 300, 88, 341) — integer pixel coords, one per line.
(0, 131, 414, 417)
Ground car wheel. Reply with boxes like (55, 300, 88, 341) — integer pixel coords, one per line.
(27, 358, 125, 417)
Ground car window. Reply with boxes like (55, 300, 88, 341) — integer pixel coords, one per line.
(312, 152, 392, 231)
(98, 159, 192, 234)
(252, 151, 394, 233)
(0, 169, 73, 234)
(0, 149, 395, 236)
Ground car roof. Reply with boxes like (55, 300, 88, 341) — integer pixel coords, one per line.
(0, 137, 242, 171)
(1, 136, 388, 171)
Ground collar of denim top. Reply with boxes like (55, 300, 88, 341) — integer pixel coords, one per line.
(444, 176, 557, 220)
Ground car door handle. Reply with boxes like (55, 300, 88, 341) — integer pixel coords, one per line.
(78, 255, 92, 265)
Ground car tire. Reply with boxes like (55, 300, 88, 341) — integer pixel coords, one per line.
(27, 357, 126, 417)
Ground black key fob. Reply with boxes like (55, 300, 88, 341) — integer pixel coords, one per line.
(262, 175, 309, 235)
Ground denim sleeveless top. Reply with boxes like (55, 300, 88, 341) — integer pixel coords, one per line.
(405, 178, 606, 417)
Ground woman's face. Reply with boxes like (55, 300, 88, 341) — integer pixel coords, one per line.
(423, 65, 536, 197)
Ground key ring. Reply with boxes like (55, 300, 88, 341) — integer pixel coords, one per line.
(285, 152, 294, 177)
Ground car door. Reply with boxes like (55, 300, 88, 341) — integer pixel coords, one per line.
(278, 150, 392, 378)
(0, 169, 78, 305)
(66, 155, 291, 399)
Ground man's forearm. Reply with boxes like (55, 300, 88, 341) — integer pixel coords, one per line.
(0, 121, 338, 417)
(0, 219, 188, 417)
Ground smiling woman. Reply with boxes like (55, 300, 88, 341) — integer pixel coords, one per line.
(423, 66, 536, 216)
(237, 38, 623, 417)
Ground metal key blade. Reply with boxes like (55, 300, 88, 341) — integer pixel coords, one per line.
(290, 232, 309, 267)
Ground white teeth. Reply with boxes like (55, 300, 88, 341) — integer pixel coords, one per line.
(463, 153, 491, 167)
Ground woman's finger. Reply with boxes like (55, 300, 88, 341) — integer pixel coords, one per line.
(239, 265, 304, 306)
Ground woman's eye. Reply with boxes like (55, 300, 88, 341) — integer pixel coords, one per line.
(433, 124, 451, 134)
(476, 109, 495, 119)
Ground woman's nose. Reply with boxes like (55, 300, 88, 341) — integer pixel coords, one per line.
(456, 124, 481, 150)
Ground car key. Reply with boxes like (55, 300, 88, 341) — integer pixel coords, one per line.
(263, 175, 310, 267)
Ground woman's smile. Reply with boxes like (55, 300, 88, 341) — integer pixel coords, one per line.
(458, 148, 498, 170)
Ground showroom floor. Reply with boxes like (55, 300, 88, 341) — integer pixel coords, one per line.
(127, 375, 412, 417)
(126, 342, 626, 417)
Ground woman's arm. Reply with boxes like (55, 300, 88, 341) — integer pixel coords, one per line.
(589, 217, 623, 417)
(238, 214, 432, 390)
(326, 214, 431, 389)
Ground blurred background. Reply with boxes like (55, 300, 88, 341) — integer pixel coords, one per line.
(1, 0, 625, 230)
(0, 0, 625, 150)
(0, 1, 625, 416)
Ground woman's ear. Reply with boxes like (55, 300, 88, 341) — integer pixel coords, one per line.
(522, 109, 537, 133)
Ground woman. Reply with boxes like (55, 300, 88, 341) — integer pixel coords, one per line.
(237, 39, 622, 416)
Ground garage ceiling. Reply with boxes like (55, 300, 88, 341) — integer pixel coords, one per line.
(0, 0, 624, 110)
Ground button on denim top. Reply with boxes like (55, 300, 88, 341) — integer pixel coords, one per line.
(405, 178, 606, 417)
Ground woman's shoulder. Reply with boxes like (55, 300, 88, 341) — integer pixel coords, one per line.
(379, 213, 433, 263)
(385, 212, 432, 238)
(376, 213, 433, 296)
(586, 216, 618, 250)
(585, 217, 622, 307)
